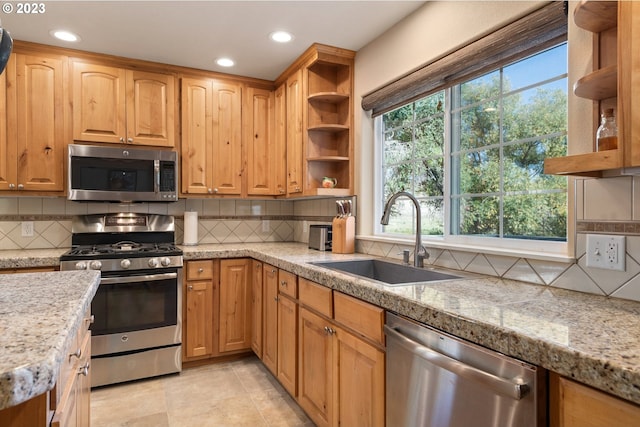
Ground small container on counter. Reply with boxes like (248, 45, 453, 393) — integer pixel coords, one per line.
(596, 108, 618, 151)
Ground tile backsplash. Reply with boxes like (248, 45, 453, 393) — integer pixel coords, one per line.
(3, 191, 640, 303)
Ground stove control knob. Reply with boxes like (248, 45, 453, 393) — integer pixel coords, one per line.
(120, 259, 131, 269)
(90, 260, 102, 270)
(148, 258, 159, 268)
(160, 257, 171, 266)
(75, 261, 88, 270)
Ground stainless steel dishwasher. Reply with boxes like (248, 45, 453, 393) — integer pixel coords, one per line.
(385, 312, 545, 427)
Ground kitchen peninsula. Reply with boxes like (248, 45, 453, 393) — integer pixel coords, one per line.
(0, 270, 100, 426)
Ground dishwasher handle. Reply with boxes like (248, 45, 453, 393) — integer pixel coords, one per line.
(384, 325, 530, 400)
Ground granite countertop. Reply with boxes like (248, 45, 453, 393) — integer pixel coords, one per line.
(182, 243, 640, 405)
(0, 270, 100, 410)
(1, 243, 639, 406)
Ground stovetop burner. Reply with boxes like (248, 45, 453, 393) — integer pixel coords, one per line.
(63, 242, 182, 260)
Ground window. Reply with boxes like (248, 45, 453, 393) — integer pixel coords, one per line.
(379, 43, 567, 245)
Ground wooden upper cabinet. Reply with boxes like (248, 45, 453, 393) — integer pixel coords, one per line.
(212, 81, 243, 195)
(1, 52, 67, 192)
(72, 61, 175, 147)
(181, 77, 242, 196)
(245, 86, 284, 196)
(286, 69, 304, 195)
(181, 77, 213, 194)
(0, 56, 13, 190)
(126, 70, 175, 147)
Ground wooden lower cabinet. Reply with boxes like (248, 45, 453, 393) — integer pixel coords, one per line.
(298, 307, 336, 427)
(550, 372, 640, 427)
(219, 258, 252, 353)
(277, 293, 298, 396)
(183, 258, 252, 363)
(297, 278, 385, 427)
(183, 260, 216, 360)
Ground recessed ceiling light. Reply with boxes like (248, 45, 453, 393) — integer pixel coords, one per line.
(270, 31, 293, 43)
(216, 57, 235, 67)
(50, 30, 80, 42)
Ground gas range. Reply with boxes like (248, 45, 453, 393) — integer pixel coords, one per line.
(60, 213, 183, 272)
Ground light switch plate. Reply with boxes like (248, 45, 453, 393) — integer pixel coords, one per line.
(586, 234, 625, 271)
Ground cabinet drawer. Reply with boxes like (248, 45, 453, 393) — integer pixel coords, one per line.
(334, 292, 384, 346)
(299, 278, 332, 318)
(187, 260, 214, 280)
(278, 270, 298, 298)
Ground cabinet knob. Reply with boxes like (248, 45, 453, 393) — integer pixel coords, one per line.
(280, 280, 287, 287)
(78, 362, 90, 377)
(8, 183, 15, 189)
(119, 137, 125, 143)
(188, 285, 193, 291)
(214, 188, 219, 193)
(86, 314, 95, 325)
(198, 268, 204, 273)
(274, 296, 279, 302)
(69, 348, 82, 361)
(127, 138, 134, 143)
(17, 184, 24, 190)
(208, 188, 213, 194)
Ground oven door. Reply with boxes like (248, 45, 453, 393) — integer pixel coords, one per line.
(91, 268, 182, 356)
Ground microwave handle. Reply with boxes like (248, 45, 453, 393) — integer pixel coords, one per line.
(154, 160, 160, 193)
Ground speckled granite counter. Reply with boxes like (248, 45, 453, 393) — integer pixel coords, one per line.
(1, 243, 639, 407)
(0, 248, 67, 270)
(0, 270, 100, 410)
(182, 242, 640, 405)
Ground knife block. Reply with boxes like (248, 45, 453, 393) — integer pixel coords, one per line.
(332, 216, 355, 254)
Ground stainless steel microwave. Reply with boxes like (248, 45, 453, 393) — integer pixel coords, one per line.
(68, 144, 178, 202)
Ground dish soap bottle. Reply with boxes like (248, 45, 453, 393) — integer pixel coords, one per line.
(596, 108, 618, 151)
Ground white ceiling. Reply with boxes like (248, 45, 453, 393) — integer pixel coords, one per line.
(1, 1, 425, 81)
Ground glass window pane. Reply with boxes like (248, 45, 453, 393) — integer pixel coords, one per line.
(458, 103, 500, 150)
(415, 118, 444, 156)
(415, 92, 445, 120)
(460, 70, 500, 107)
(503, 193, 567, 240)
(504, 44, 568, 92)
(383, 163, 412, 200)
(415, 157, 444, 197)
(457, 148, 500, 194)
(384, 126, 413, 164)
(457, 196, 499, 236)
(420, 199, 444, 236)
(383, 104, 413, 129)
(503, 80, 567, 143)
(504, 138, 567, 192)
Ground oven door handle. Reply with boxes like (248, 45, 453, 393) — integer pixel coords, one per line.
(101, 272, 178, 285)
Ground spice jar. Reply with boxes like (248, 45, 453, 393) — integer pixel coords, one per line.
(596, 108, 618, 151)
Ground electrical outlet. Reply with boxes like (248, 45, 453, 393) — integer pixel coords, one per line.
(586, 234, 625, 271)
(262, 220, 270, 233)
(302, 220, 309, 234)
(21, 221, 34, 237)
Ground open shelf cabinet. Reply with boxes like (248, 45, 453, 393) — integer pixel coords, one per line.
(304, 51, 354, 195)
(544, 0, 633, 176)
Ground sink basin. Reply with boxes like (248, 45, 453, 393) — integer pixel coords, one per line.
(311, 259, 463, 286)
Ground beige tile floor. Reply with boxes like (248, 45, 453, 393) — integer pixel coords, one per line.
(91, 355, 314, 427)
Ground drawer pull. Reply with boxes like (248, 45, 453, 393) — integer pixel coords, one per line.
(78, 363, 90, 377)
(69, 348, 82, 361)
(198, 268, 204, 273)
(188, 285, 193, 291)
(280, 280, 287, 287)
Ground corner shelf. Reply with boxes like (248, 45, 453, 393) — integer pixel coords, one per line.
(543, 149, 622, 177)
(574, 1, 617, 33)
(573, 65, 617, 100)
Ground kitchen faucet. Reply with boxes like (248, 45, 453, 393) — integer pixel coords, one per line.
(380, 191, 429, 268)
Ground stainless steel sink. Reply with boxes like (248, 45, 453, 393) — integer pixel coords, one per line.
(311, 259, 464, 286)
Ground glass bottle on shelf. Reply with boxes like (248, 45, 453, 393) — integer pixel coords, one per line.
(596, 108, 618, 151)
